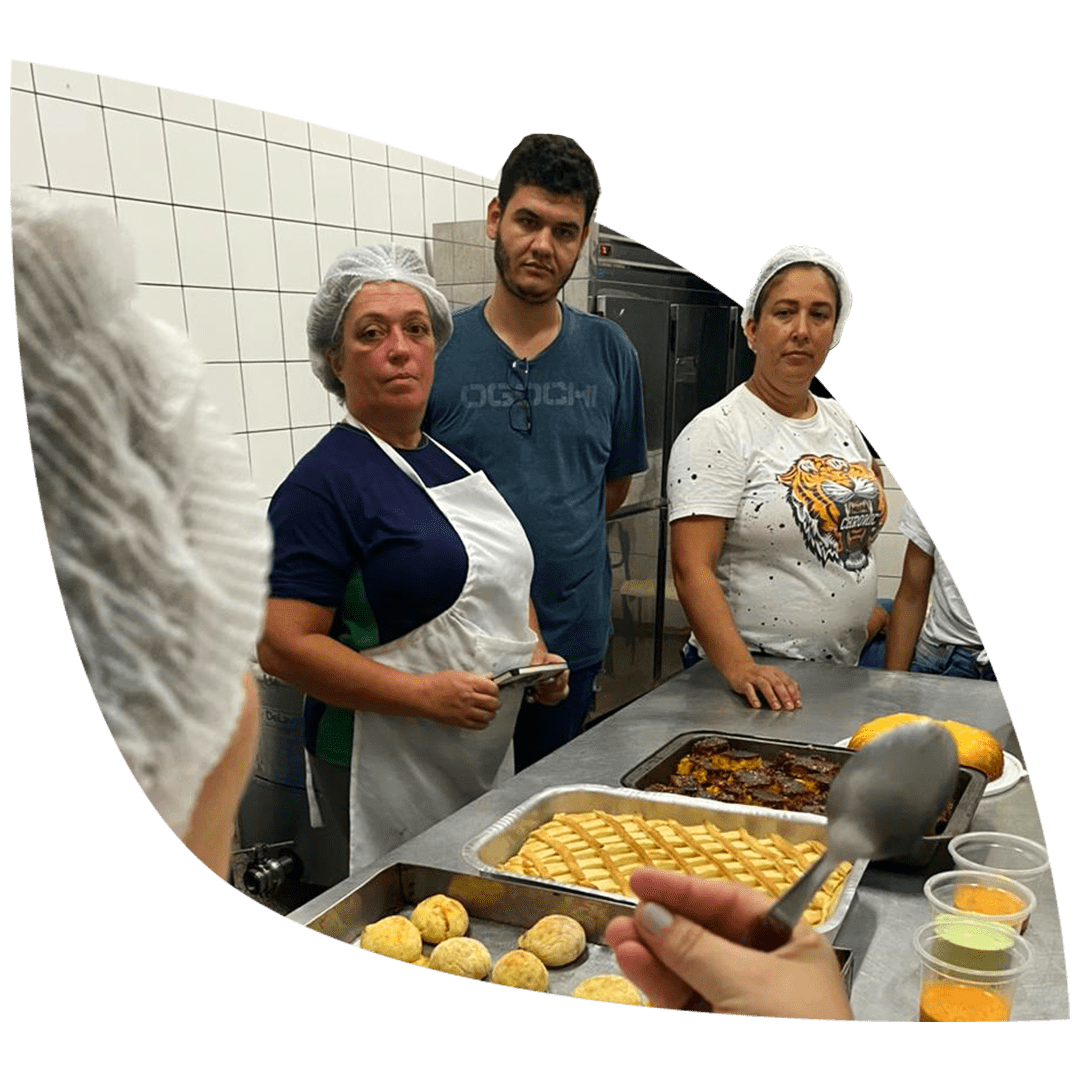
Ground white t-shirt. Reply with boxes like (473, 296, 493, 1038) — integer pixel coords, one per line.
(898, 502, 983, 651)
(668, 383, 886, 665)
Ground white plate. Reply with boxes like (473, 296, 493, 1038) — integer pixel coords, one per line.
(833, 739, 1026, 797)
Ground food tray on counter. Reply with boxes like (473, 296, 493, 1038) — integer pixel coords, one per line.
(301, 862, 648, 1002)
(621, 731, 987, 868)
(461, 784, 866, 941)
(298, 861, 855, 1001)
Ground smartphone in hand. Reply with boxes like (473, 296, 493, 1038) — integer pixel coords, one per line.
(492, 662, 569, 688)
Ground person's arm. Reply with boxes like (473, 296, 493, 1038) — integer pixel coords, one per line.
(257, 597, 500, 729)
(670, 516, 801, 710)
(605, 475, 633, 517)
(883, 540, 935, 671)
(526, 599, 570, 705)
(605, 867, 852, 1019)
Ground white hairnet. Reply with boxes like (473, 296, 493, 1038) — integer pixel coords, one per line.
(742, 245, 853, 350)
(13, 187, 271, 840)
(308, 244, 453, 399)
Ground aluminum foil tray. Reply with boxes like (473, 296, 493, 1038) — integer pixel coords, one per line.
(461, 784, 866, 941)
(299, 862, 646, 1000)
(620, 730, 987, 868)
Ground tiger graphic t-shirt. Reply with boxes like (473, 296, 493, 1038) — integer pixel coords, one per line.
(668, 383, 886, 665)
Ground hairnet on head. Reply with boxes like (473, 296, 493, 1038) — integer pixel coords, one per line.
(742, 245, 853, 350)
(13, 187, 271, 840)
(307, 244, 453, 399)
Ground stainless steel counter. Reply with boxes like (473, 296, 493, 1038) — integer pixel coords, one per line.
(289, 658, 1068, 1021)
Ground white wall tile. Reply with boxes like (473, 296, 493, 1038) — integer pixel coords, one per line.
(229, 433, 252, 474)
(242, 362, 291, 430)
(248, 429, 295, 498)
(874, 530, 908, 579)
(265, 112, 308, 148)
(134, 284, 186, 333)
(160, 87, 216, 127)
(105, 110, 171, 202)
(454, 181, 487, 222)
(352, 160, 391, 233)
(274, 220, 320, 292)
(357, 228, 391, 247)
(286, 361, 332, 427)
(350, 134, 386, 164)
(174, 206, 232, 287)
(291, 425, 328, 462)
(268, 143, 314, 221)
(32, 64, 100, 103)
(201, 362, 247, 433)
(423, 173, 455, 235)
(116, 199, 181, 284)
(46, 190, 117, 219)
(422, 156, 454, 179)
(11, 61, 34, 91)
(388, 168, 425, 237)
(226, 213, 279, 290)
(219, 133, 272, 216)
(453, 166, 484, 185)
(316, 225, 356, 272)
(387, 145, 422, 172)
(99, 76, 160, 116)
(312, 153, 354, 228)
(215, 99, 264, 138)
(36, 96, 112, 194)
(10, 90, 47, 189)
(280, 292, 314, 360)
(235, 290, 284, 360)
(184, 287, 239, 360)
(310, 124, 350, 157)
(164, 121, 224, 209)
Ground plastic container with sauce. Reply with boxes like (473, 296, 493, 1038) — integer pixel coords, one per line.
(924, 870, 1037, 935)
(913, 919, 1033, 1021)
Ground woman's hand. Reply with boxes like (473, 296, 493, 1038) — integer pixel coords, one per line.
(531, 651, 570, 706)
(722, 657, 801, 711)
(605, 868, 852, 1020)
(418, 670, 501, 729)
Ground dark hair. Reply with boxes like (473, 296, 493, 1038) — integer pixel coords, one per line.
(753, 261, 842, 325)
(497, 134, 601, 225)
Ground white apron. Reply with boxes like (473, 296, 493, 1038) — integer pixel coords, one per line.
(308, 422, 537, 876)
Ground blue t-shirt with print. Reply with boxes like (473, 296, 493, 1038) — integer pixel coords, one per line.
(267, 423, 477, 763)
(424, 301, 647, 669)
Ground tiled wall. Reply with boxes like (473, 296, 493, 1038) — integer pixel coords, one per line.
(10, 59, 910, 594)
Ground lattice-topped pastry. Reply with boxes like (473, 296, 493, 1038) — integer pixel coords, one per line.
(499, 811, 850, 926)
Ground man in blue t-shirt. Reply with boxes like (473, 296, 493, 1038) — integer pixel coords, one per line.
(425, 134, 648, 772)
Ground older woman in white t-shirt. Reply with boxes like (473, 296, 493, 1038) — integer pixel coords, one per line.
(668, 246, 887, 711)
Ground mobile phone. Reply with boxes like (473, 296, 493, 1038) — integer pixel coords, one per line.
(492, 662, 568, 688)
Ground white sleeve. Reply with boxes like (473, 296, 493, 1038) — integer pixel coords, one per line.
(898, 501, 935, 557)
(667, 408, 747, 522)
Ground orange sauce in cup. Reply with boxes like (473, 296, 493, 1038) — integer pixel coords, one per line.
(919, 983, 1010, 1022)
(953, 883, 1026, 917)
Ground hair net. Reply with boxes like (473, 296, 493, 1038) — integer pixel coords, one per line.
(307, 244, 453, 399)
(742, 245, 853, 350)
(14, 187, 271, 840)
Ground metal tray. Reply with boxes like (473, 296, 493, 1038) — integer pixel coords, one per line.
(300, 861, 649, 1001)
(461, 784, 866, 941)
(620, 730, 987, 868)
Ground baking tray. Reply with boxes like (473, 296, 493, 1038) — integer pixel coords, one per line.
(461, 784, 866, 941)
(300, 861, 855, 1002)
(301, 861, 652, 1002)
(620, 730, 987, 868)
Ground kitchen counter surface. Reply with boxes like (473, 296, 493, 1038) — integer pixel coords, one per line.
(289, 658, 1067, 1022)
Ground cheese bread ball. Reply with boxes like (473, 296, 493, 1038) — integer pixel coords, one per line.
(413, 955, 430, 967)
(410, 894, 469, 944)
(518, 914, 586, 967)
(850, 713, 1004, 781)
(572, 975, 644, 1005)
(491, 949, 549, 992)
(358, 915, 423, 962)
(429, 937, 492, 979)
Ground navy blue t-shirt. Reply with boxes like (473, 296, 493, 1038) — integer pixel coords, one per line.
(424, 302, 647, 668)
(267, 423, 479, 763)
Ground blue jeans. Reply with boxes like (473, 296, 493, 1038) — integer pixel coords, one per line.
(910, 639, 996, 681)
(513, 661, 602, 772)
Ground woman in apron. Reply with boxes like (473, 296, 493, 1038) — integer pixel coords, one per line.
(258, 245, 569, 880)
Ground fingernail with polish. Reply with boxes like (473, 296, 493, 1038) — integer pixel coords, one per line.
(641, 901, 674, 934)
